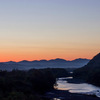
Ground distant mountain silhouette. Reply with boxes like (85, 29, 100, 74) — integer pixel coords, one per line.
(49, 58, 67, 62)
(5, 61, 16, 64)
(0, 58, 90, 71)
(19, 60, 30, 63)
(16, 58, 89, 63)
(74, 53, 100, 86)
(72, 58, 89, 62)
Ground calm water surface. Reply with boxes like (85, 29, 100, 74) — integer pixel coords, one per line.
(49, 77, 100, 100)
(55, 77, 100, 93)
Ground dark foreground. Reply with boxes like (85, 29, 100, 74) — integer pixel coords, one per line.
(43, 89, 100, 100)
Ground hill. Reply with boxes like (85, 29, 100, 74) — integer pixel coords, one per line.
(74, 53, 100, 86)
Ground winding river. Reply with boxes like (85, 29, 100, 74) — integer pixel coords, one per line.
(55, 77, 100, 97)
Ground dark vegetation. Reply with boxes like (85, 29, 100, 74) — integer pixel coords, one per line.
(42, 68, 69, 78)
(0, 68, 68, 100)
(73, 53, 100, 86)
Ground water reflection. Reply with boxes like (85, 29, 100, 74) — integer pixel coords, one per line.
(55, 77, 100, 93)
(51, 98, 61, 100)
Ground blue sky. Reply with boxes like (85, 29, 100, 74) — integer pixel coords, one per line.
(0, 0, 100, 61)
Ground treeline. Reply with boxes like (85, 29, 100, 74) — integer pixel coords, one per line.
(41, 68, 69, 78)
(73, 53, 100, 86)
(0, 68, 68, 100)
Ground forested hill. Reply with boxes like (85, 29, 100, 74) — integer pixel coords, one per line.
(73, 53, 100, 86)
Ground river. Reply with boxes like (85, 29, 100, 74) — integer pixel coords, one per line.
(55, 77, 100, 96)
(45, 77, 100, 100)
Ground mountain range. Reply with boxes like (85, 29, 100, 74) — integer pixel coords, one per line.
(0, 58, 90, 71)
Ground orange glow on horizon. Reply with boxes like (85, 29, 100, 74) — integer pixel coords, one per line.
(0, 44, 99, 62)
(0, 51, 96, 62)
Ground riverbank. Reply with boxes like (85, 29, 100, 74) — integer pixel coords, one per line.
(44, 89, 100, 100)
(43, 76, 100, 100)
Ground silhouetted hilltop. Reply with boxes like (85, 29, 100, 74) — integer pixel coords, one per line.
(19, 60, 30, 63)
(74, 53, 100, 86)
(39, 60, 48, 62)
(4, 61, 16, 64)
(49, 58, 67, 62)
(86, 53, 100, 68)
(72, 58, 89, 63)
(4, 58, 89, 64)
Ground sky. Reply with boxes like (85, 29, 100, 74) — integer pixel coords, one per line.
(0, 0, 100, 62)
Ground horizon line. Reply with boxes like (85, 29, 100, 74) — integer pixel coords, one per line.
(0, 58, 90, 63)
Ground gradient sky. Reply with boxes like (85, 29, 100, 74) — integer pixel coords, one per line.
(0, 0, 100, 62)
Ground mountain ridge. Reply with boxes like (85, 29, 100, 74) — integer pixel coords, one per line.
(0, 58, 90, 71)
(1, 58, 90, 63)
